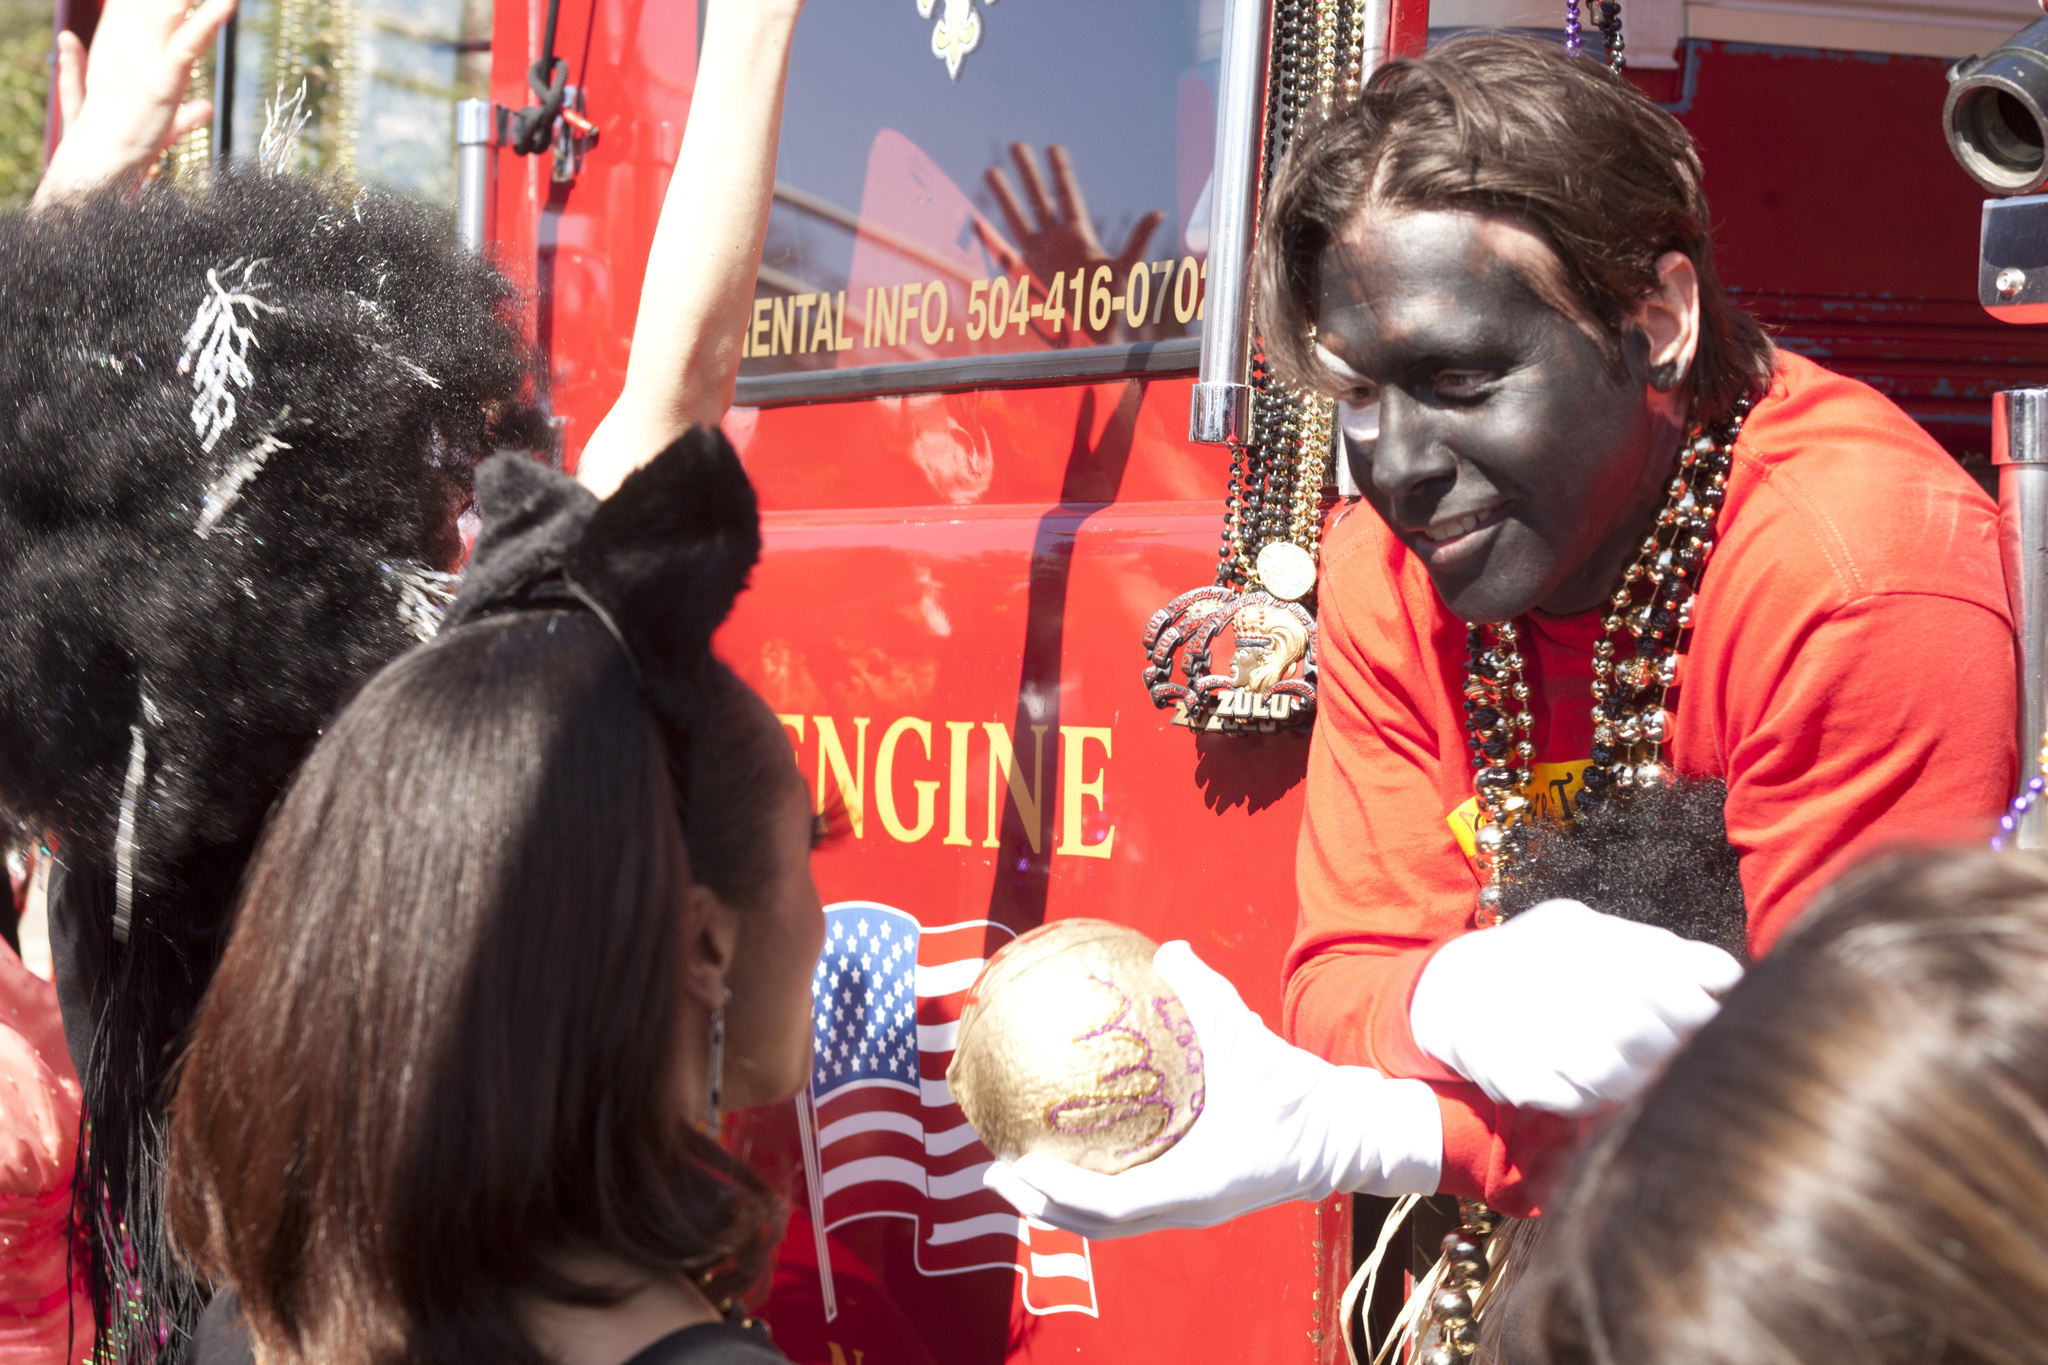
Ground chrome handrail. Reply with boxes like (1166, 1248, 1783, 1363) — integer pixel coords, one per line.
(1188, 0, 1272, 445)
(1997, 386, 2048, 848)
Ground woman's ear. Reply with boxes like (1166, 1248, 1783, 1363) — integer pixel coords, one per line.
(678, 882, 739, 1010)
(1637, 251, 1701, 395)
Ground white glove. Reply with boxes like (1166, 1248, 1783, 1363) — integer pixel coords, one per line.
(1409, 898, 1743, 1116)
(981, 940, 1442, 1241)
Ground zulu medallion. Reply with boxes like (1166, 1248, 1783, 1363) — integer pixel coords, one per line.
(1143, 587, 1318, 735)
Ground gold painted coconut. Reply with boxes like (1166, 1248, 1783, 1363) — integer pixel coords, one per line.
(946, 918, 1205, 1175)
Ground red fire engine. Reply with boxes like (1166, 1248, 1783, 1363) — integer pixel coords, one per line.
(478, 1, 2048, 1351)
(41, 0, 2048, 1357)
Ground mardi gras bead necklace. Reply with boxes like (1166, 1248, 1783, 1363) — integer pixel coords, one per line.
(1142, 0, 1361, 736)
(1991, 728, 2048, 849)
(1416, 398, 1750, 1365)
(1416, 1201, 1501, 1365)
(1565, 0, 1627, 71)
(1463, 397, 1750, 930)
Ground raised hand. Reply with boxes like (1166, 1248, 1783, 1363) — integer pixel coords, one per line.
(978, 142, 1168, 346)
(35, 0, 239, 205)
(574, 0, 806, 495)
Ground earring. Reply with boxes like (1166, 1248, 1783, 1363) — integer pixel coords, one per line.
(706, 987, 730, 1131)
(1650, 359, 1683, 392)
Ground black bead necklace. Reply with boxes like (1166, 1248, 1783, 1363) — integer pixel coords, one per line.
(1564, 0, 1627, 71)
(1424, 401, 1749, 1365)
(1462, 396, 1751, 929)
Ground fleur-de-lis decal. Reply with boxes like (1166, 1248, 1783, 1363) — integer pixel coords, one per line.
(917, 0, 993, 79)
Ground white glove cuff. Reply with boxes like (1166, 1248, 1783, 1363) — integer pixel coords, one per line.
(1333, 1073, 1442, 1197)
(1409, 936, 1474, 1081)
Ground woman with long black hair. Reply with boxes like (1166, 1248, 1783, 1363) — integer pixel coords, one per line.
(0, 0, 805, 1357)
(167, 430, 823, 1365)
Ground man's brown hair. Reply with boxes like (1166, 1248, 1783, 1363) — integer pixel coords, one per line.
(1541, 847, 2048, 1365)
(1257, 34, 1772, 421)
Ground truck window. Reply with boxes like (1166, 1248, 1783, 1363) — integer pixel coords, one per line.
(737, 0, 1222, 402)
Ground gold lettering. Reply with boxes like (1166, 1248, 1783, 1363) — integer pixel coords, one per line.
(772, 297, 795, 357)
(872, 286, 896, 348)
(876, 717, 939, 842)
(814, 716, 870, 839)
(900, 282, 923, 345)
(836, 290, 855, 350)
(982, 722, 1047, 852)
(944, 720, 974, 846)
(826, 1346, 866, 1365)
(794, 294, 817, 349)
(1057, 726, 1114, 859)
(777, 713, 806, 767)
(751, 297, 772, 355)
(920, 279, 948, 344)
(1174, 256, 1199, 325)
(863, 286, 877, 347)
(810, 292, 838, 352)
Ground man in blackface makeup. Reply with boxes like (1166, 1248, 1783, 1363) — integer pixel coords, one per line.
(1268, 31, 2015, 1213)
(983, 34, 2015, 1240)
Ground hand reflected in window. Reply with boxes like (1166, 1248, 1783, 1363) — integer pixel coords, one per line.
(978, 143, 1170, 346)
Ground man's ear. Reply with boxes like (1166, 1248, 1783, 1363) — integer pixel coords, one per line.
(679, 882, 738, 1010)
(1637, 251, 1701, 394)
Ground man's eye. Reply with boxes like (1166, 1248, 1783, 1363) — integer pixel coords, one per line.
(1432, 371, 1496, 400)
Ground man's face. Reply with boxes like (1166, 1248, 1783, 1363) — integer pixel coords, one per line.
(1315, 209, 1681, 623)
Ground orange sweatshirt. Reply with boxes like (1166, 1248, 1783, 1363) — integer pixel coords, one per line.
(1286, 353, 2018, 1214)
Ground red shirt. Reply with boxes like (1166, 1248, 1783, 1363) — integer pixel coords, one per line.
(1286, 353, 2017, 1214)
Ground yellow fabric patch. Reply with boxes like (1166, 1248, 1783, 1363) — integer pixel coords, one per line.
(1447, 759, 1594, 859)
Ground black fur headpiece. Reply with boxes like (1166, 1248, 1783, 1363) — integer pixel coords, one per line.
(0, 168, 542, 881)
(445, 427, 763, 809)
(0, 167, 543, 1364)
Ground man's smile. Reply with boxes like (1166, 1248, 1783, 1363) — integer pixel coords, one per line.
(1400, 500, 1510, 570)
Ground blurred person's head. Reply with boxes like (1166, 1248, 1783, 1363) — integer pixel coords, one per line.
(167, 447, 824, 1365)
(1541, 848, 2048, 1365)
(0, 167, 549, 1356)
(1257, 35, 1773, 625)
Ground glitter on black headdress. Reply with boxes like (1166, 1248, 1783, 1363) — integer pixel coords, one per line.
(0, 164, 544, 1364)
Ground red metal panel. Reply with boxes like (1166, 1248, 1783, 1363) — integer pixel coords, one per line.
(1391, 0, 1433, 59)
(481, 4, 1356, 1356)
(1640, 40, 2048, 467)
(716, 376, 1347, 1365)
(487, 5, 2045, 1361)
(488, 0, 696, 463)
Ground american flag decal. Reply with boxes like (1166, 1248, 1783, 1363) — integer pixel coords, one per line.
(797, 901, 1099, 1318)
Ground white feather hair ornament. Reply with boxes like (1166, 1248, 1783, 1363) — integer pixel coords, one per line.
(258, 82, 310, 176)
(194, 408, 294, 538)
(382, 560, 463, 641)
(178, 258, 280, 452)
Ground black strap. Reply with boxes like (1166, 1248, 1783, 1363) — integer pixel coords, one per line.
(616, 1321, 786, 1365)
(508, 0, 568, 155)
